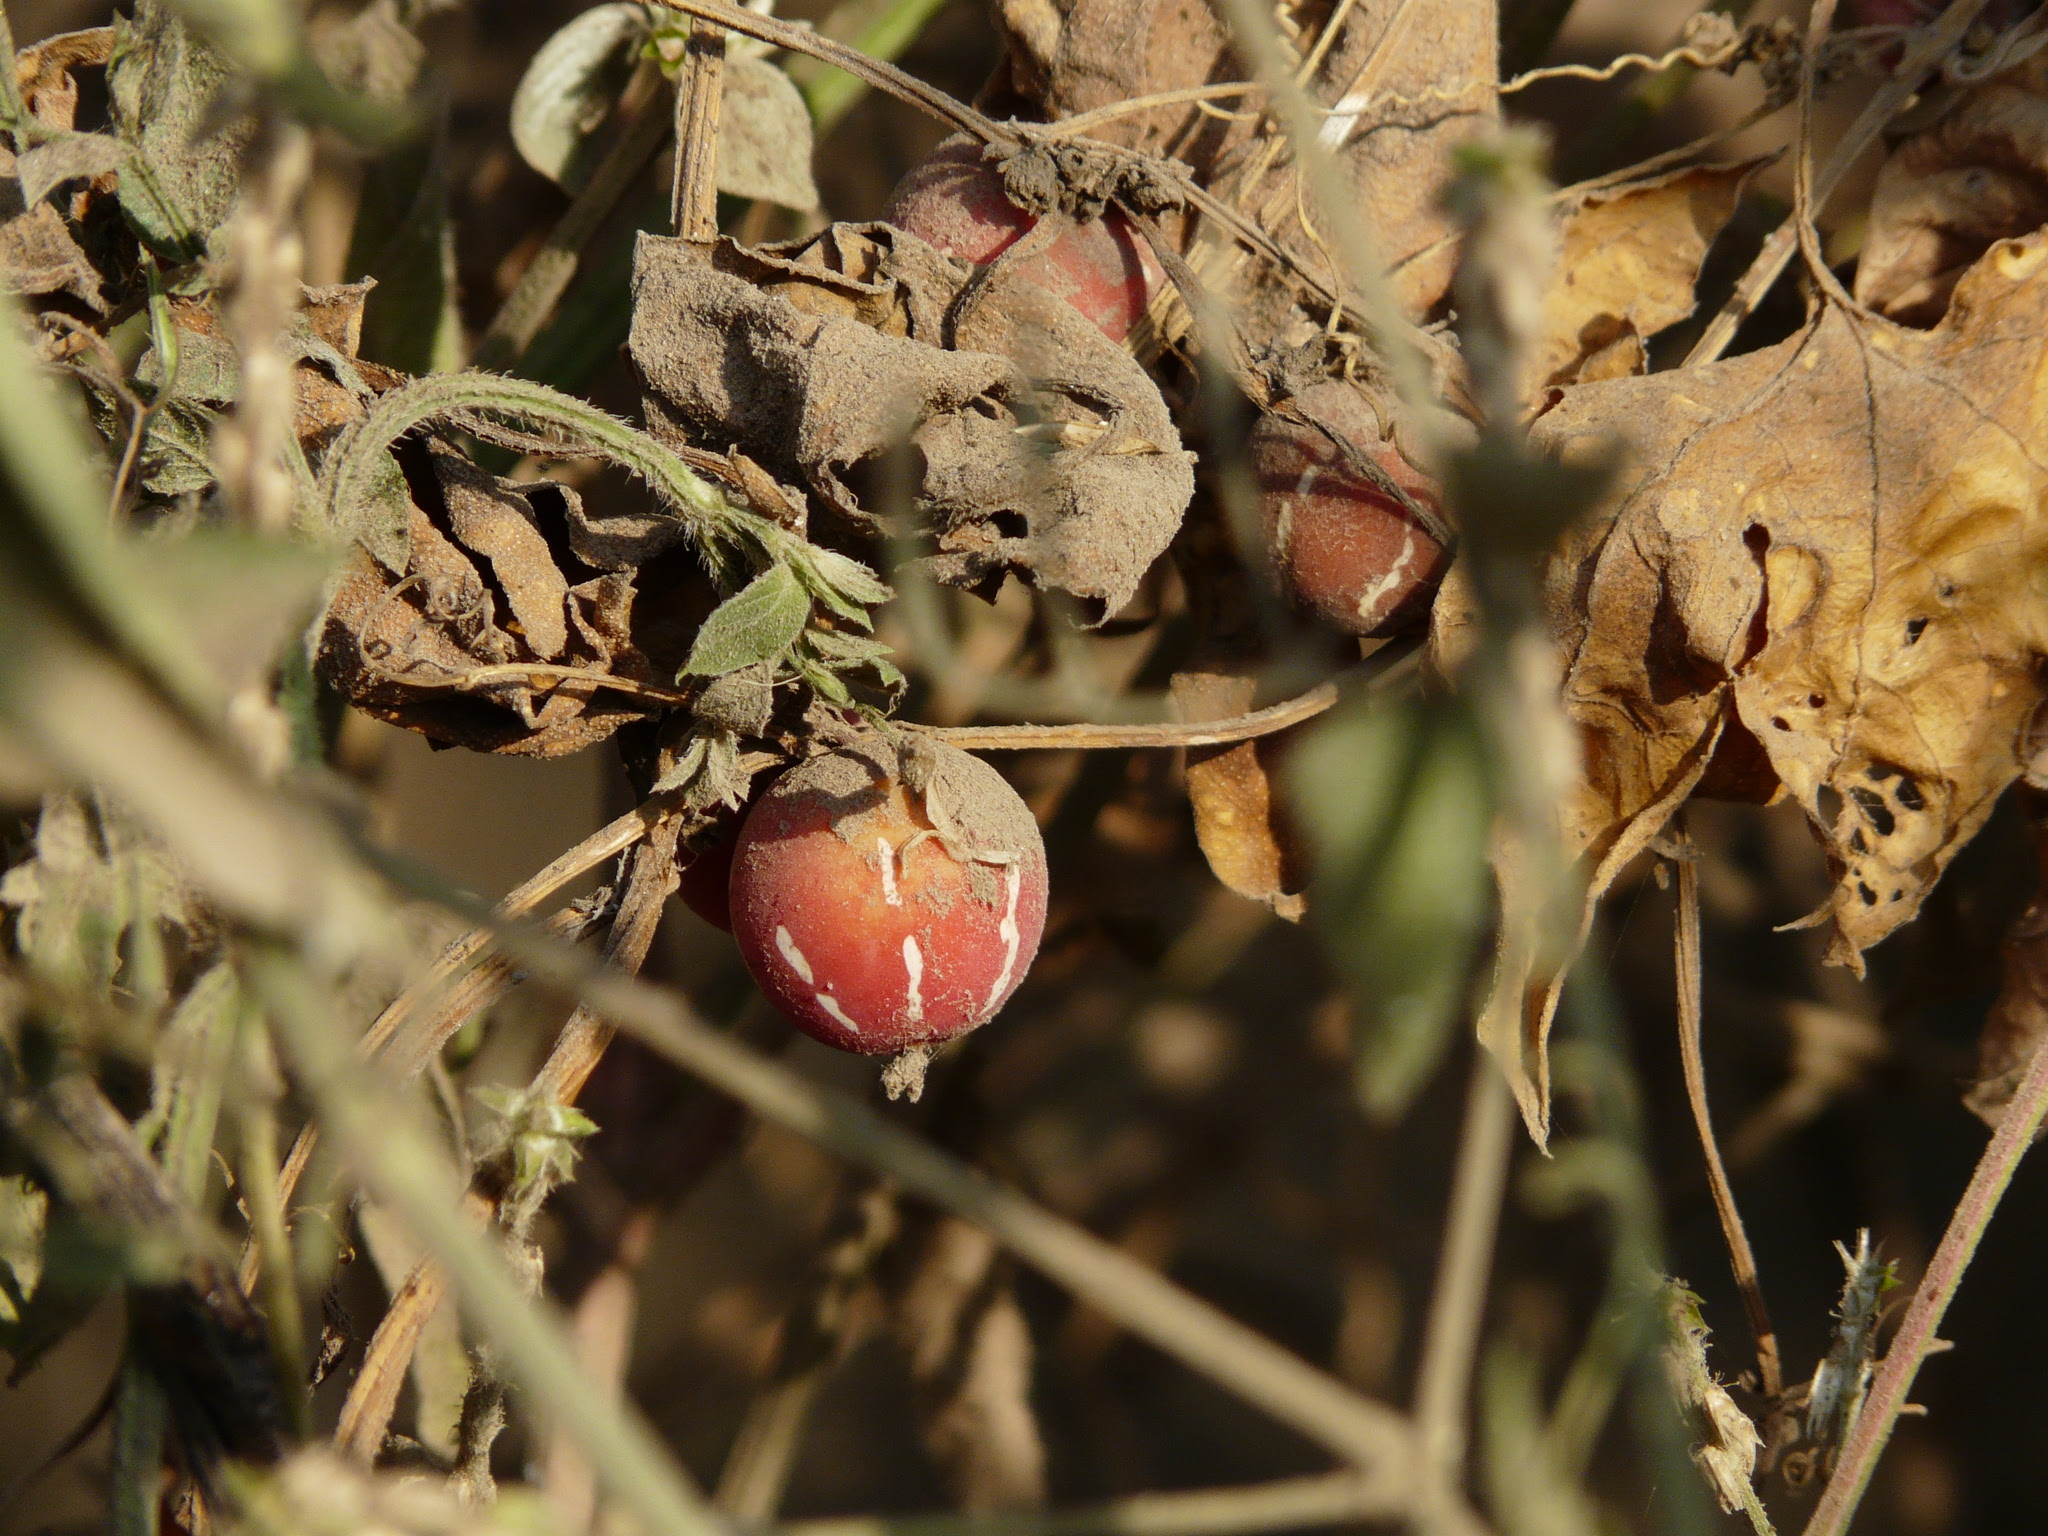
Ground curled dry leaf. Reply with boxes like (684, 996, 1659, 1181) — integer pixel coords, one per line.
(0, 201, 106, 313)
(318, 439, 708, 756)
(1171, 670, 1308, 922)
(629, 227, 1194, 615)
(1857, 56, 2048, 326)
(1470, 230, 2048, 1137)
(1533, 158, 1769, 394)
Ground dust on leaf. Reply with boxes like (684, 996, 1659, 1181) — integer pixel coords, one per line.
(682, 563, 812, 677)
(717, 55, 819, 212)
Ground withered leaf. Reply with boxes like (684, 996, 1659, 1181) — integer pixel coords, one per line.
(1533, 159, 1767, 394)
(1856, 57, 2048, 326)
(1170, 670, 1306, 921)
(14, 132, 127, 211)
(717, 54, 819, 212)
(0, 201, 104, 312)
(318, 441, 684, 757)
(1480, 231, 2048, 1139)
(629, 229, 1194, 615)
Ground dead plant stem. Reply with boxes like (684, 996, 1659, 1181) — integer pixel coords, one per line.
(1673, 837, 1784, 1406)
(446, 916, 1493, 1536)
(1801, 1026, 2048, 1534)
(1412, 1054, 1515, 1488)
(252, 948, 722, 1536)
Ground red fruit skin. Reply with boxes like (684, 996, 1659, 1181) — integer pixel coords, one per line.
(884, 138, 1166, 342)
(728, 744, 1049, 1055)
(1250, 406, 1452, 637)
(679, 817, 740, 932)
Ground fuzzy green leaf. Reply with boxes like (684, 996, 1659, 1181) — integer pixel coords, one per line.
(683, 565, 811, 677)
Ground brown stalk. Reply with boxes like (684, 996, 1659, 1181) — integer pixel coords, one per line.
(672, 20, 727, 243)
(248, 788, 690, 1293)
(1672, 832, 1786, 1418)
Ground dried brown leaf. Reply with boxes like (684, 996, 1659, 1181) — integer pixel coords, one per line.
(0, 201, 105, 312)
(1856, 57, 2048, 326)
(1171, 670, 1307, 919)
(317, 441, 695, 756)
(1534, 159, 1768, 394)
(1479, 231, 2048, 1132)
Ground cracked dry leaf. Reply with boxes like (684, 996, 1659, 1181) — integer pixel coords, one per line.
(1483, 231, 2048, 1137)
(1533, 159, 1767, 394)
(318, 439, 700, 756)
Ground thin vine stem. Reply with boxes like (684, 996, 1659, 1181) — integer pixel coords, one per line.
(1802, 1029, 2048, 1535)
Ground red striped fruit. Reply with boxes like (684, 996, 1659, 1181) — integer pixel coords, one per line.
(728, 740, 1049, 1055)
(884, 137, 1165, 342)
(1251, 394, 1452, 638)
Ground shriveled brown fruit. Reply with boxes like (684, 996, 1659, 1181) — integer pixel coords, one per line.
(1459, 231, 2048, 1138)
(1857, 57, 2048, 325)
(1251, 382, 1449, 638)
(884, 138, 1165, 341)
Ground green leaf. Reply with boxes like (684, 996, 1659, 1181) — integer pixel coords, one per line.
(107, 2, 252, 260)
(797, 547, 891, 613)
(510, 3, 654, 190)
(1287, 695, 1494, 1120)
(682, 564, 811, 676)
(793, 653, 851, 706)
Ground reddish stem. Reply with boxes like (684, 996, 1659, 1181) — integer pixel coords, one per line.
(1803, 1032, 2048, 1535)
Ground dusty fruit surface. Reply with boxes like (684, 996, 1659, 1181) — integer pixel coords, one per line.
(1250, 390, 1451, 637)
(884, 137, 1166, 341)
(728, 739, 1049, 1054)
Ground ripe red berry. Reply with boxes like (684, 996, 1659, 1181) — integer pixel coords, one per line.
(679, 814, 740, 932)
(728, 739, 1049, 1057)
(884, 137, 1165, 342)
(1249, 390, 1452, 637)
